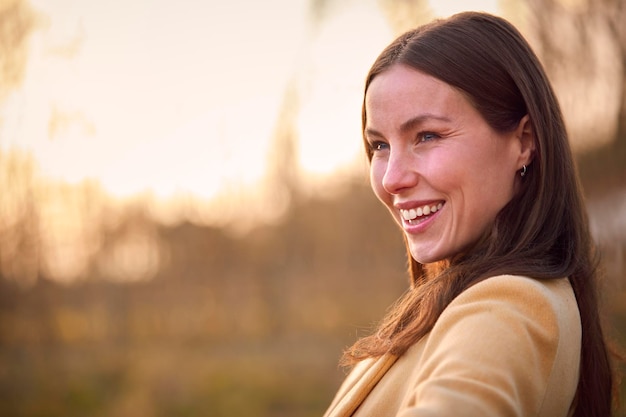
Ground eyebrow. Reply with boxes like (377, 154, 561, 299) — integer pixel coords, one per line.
(365, 113, 452, 138)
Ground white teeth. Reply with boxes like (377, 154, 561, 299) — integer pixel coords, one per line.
(400, 203, 444, 221)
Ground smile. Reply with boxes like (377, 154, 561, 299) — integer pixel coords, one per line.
(400, 202, 444, 221)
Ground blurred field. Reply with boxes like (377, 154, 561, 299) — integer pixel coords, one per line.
(0, 177, 625, 416)
(0, 181, 412, 417)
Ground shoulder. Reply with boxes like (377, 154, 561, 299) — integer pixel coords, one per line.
(421, 275, 581, 383)
(443, 274, 579, 330)
(453, 274, 577, 307)
(431, 275, 581, 349)
(400, 275, 581, 416)
(460, 274, 575, 302)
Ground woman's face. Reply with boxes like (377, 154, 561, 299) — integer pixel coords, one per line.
(365, 64, 528, 264)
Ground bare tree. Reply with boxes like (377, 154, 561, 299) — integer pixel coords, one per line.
(524, 0, 625, 185)
(594, 0, 626, 140)
(0, 0, 36, 102)
(526, 0, 626, 141)
(0, 0, 38, 286)
(376, 0, 432, 34)
(0, 150, 40, 287)
(265, 79, 301, 209)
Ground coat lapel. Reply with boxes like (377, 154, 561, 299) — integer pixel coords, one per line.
(324, 354, 398, 417)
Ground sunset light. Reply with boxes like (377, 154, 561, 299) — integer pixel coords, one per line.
(2, 0, 505, 210)
(1, 1, 624, 416)
(5, 0, 309, 200)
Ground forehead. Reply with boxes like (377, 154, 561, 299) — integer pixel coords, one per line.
(365, 64, 473, 127)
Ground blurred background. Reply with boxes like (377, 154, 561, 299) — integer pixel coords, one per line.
(0, 0, 624, 416)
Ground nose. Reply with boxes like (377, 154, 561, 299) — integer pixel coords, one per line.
(382, 149, 419, 194)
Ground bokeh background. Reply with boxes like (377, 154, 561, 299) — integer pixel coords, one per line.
(0, 0, 625, 416)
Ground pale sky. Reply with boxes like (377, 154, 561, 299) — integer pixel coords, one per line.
(3, 0, 309, 199)
(1, 0, 500, 202)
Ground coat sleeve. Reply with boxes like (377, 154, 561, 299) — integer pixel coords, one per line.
(398, 275, 580, 417)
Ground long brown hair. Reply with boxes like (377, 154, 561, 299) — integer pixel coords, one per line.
(344, 12, 614, 417)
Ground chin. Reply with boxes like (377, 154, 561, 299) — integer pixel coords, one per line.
(409, 250, 439, 265)
(409, 244, 454, 266)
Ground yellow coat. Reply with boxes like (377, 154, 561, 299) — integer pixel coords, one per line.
(324, 275, 581, 417)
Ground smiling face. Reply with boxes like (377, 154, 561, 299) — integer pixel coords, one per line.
(365, 64, 532, 265)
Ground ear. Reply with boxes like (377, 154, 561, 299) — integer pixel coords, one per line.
(514, 114, 535, 169)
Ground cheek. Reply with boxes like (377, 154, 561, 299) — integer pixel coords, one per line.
(369, 160, 389, 204)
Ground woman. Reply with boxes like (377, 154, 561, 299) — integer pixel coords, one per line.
(324, 12, 614, 417)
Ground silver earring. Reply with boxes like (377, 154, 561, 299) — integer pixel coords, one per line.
(520, 165, 527, 177)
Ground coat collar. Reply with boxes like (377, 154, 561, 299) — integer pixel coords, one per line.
(324, 354, 399, 417)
